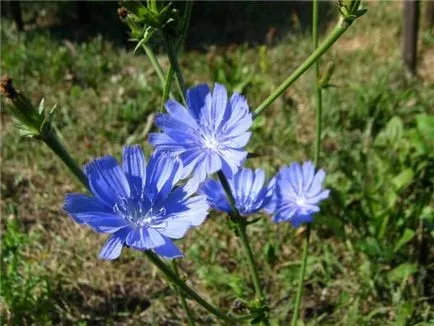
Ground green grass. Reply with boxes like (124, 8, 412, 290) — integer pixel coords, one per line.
(1, 1, 434, 325)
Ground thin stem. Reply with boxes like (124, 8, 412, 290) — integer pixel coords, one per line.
(290, 226, 311, 326)
(142, 44, 166, 88)
(313, 0, 322, 167)
(43, 132, 89, 191)
(172, 261, 195, 326)
(236, 222, 265, 300)
(217, 171, 269, 325)
(291, 1, 321, 324)
(162, 66, 175, 110)
(254, 16, 351, 117)
(161, 1, 192, 104)
(145, 251, 254, 322)
(217, 171, 237, 212)
(178, 0, 194, 49)
(164, 35, 186, 102)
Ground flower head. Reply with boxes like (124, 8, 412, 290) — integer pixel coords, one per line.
(149, 83, 252, 190)
(268, 161, 329, 227)
(200, 168, 275, 216)
(64, 145, 209, 260)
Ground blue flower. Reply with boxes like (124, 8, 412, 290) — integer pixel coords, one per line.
(200, 168, 275, 216)
(64, 145, 209, 260)
(149, 83, 252, 190)
(269, 161, 330, 227)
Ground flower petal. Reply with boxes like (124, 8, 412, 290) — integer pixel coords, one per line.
(186, 84, 210, 120)
(200, 179, 232, 213)
(209, 83, 228, 130)
(126, 227, 165, 250)
(98, 227, 130, 260)
(145, 152, 182, 203)
(156, 219, 192, 239)
(165, 99, 199, 129)
(84, 156, 130, 207)
(64, 193, 110, 223)
(153, 236, 183, 259)
(77, 212, 128, 233)
(122, 145, 146, 195)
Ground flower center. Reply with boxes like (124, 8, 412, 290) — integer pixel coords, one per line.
(203, 136, 219, 150)
(113, 198, 166, 227)
(295, 197, 307, 207)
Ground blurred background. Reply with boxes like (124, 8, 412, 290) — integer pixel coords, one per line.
(1, 1, 433, 325)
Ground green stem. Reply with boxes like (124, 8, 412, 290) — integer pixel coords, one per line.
(236, 222, 265, 300)
(291, 1, 321, 324)
(290, 226, 311, 326)
(145, 251, 254, 322)
(217, 171, 269, 324)
(161, 1, 192, 104)
(162, 66, 175, 110)
(164, 35, 186, 102)
(172, 261, 195, 326)
(177, 0, 194, 50)
(142, 44, 166, 88)
(42, 132, 89, 191)
(254, 16, 351, 118)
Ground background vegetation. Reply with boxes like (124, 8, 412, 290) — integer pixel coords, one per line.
(1, 1, 433, 325)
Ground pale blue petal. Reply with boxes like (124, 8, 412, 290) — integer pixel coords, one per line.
(64, 193, 111, 223)
(145, 152, 182, 203)
(308, 169, 326, 196)
(306, 189, 330, 205)
(165, 99, 199, 129)
(186, 84, 210, 120)
(210, 83, 228, 129)
(122, 145, 146, 195)
(98, 227, 130, 260)
(290, 214, 313, 228)
(301, 161, 315, 192)
(84, 156, 130, 207)
(156, 219, 192, 239)
(126, 227, 165, 250)
(154, 237, 183, 259)
(200, 179, 232, 213)
(78, 212, 128, 233)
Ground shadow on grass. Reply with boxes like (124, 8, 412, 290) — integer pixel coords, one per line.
(2, 1, 334, 49)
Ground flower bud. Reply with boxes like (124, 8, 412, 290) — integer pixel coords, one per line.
(1, 75, 55, 138)
(337, 0, 367, 23)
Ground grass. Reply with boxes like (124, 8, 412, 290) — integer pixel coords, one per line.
(1, 1, 434, 325)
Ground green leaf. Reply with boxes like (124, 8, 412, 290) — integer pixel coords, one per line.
(416, 113, 434, 154)
(388, 263, 417, 283)
(391, 168, 414, 192)
(394, 228, 416, 252)
(374, 116, 403, 147)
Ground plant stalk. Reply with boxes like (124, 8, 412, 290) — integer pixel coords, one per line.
(217, 171, 269, 324)
(42, 132, 89, 191)
(172, 260, 196, 326)
(145, 251, 254, 322)
(254, 16, 351, 117)
(164, 36, 186, 102)
(291, 1, 321, 324)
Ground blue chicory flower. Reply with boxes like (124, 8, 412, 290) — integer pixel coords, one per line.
(268, 161, 329, 227)
(149, 83, 252, 190)
(200, 168, 275, 216)
(64, 145, 209, 260)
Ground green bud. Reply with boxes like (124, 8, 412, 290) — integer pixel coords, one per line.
(1, 76, 42, 134)
(1, 76, 56, 139)
(337, 0, 367, 23)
